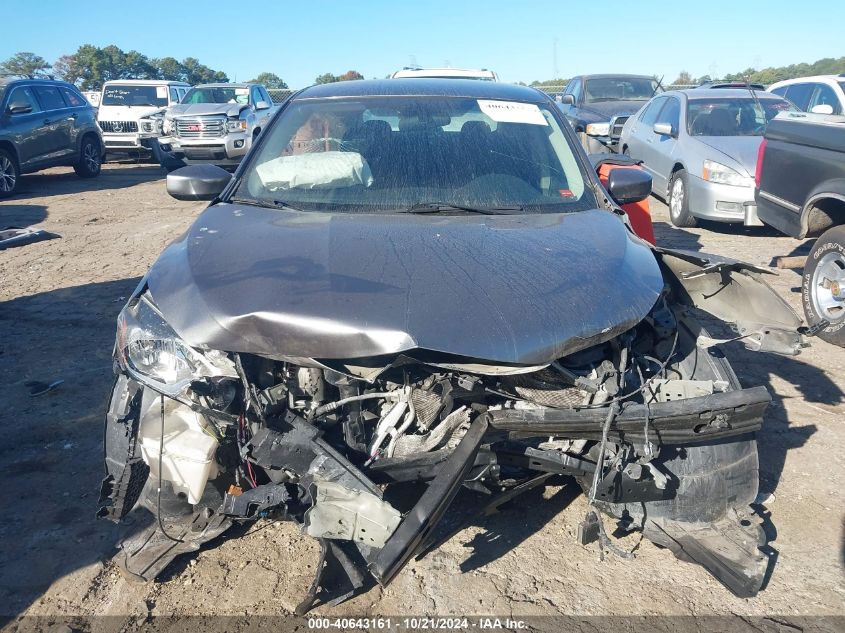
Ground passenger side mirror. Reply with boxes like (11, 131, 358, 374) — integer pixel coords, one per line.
(7, 101, 32, 115)
(560, 94, 575, 106)
(653, 122, 675, 137)
(255, 100, 270, 110)
(606, 167, 652, 206)
(166, 165, 232, 201)
(810, 104, 834, 115)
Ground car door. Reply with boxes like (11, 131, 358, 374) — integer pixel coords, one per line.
(32, 84, 76, 162)
(624, 96, 667, 178)
(59, 86, 92, 156)
(644, 96, 681, 194)
(1, 85, 48, 169)
(559, 78, 581, 125)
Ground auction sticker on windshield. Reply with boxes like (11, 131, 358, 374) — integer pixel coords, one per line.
(478, 100, 547, 125)
(156, 86, 167, 98)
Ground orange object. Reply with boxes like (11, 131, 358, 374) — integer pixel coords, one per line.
(597, 162, 656, 245)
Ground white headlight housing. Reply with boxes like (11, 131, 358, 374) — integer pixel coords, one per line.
(163, 118, 174, 135)
(585, 122, 611, 137)
(116, 293, 236, 396)
(703, 159, 753, 187)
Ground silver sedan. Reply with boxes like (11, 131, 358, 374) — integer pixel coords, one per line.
(620, 89, 795, 227)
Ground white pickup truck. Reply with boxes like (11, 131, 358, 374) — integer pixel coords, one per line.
(97, 80, 189, 158)
(158, 83, 279, 168)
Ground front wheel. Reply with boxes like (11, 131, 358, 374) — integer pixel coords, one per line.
(802, 225, 845, 346)
(0, 149, 19, 198)
(74, 136, 102, 178)
(668, 169, 697, 227)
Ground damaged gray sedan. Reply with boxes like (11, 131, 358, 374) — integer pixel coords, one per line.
(98, 80, 808, 612)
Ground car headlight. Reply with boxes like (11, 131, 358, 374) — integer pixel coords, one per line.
(116, 293, 236, 397)
(702, 159, 753, 187)
(585, 122, 610, 136)
(163, 118, 174, 135)
(227, 119, 248, 132)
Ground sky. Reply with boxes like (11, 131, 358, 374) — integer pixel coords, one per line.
(3, 0, 844, 87)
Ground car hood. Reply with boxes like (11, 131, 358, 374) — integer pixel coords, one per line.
(695, 136, 763, 176)
(168, 103, 247, 118)
(146, 204, 664, 366)
(579, 100, 648, 120)
(97, 104, 162, 121)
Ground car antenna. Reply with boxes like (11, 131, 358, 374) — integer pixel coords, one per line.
(744, 74, 764, 117)
(651, 75, 665, 97)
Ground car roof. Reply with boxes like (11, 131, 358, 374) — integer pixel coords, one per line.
(194, 83, 253, 89)
(295, 78, 547, 102)
(575, 74, 656, 81)
(102, 79, 190, 86)
(769, 75, 845, 88)
(665, 88, 786, 100)
(0, 77, 80, 91)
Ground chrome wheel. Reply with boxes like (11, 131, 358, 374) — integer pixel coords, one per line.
(0, 155, 15, 193)
(811, 251, 845, 322)
(669, 177, 684, 219)
(83, 142, 100, 173)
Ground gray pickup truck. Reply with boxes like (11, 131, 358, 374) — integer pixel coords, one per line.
(158, 83, 278, 169)
(756, 111, 845, 346)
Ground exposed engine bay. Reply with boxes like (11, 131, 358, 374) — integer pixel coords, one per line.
(97, 247, 805, 612)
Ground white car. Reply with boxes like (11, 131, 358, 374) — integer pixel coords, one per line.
(768, 75, 845, 115)
(97, 80, 190, 157)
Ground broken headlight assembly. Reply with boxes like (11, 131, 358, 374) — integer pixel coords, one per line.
(115, 293, 235, 397)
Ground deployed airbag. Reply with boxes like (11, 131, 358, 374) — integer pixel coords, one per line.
(255, 151, 373, 190)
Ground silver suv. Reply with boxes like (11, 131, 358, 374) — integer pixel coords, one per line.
(0, 78, 104, 198)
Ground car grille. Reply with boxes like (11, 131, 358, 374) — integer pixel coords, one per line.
(609, 115, 629, 140)
(99, 121, 138, 133)
(175, 117, 227, 139)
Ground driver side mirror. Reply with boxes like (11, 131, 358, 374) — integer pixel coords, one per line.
(166, 165, 232, 201)
(255, 100, 270, 110)
(606, 167, 652, 205)
(7, 101, 32, 115)
(560, 94, 575, 106)
(653, 122, 676, 137)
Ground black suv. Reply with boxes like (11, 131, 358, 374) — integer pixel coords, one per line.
(0, 78, 104, 197)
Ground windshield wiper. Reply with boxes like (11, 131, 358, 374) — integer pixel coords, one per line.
(398, 202, 523, 215)
(272, 200, 304, 211)
(227, 197, 304, 212)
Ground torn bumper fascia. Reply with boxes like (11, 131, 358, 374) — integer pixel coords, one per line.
(655, 247, 806, 355)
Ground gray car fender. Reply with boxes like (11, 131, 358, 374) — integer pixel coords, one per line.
(654, 247, 806, 355)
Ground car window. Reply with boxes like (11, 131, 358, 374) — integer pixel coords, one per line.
(583, 77, 658, 103)
(569, 79, 582, 103)
(33, 85, 66, 111)
(639, 97, 667, 125)
(655, 97, 680, 130)
(809, 84, 842, 115)
(784, 83, 813, 110)
(233, 96, 596, 214)
(183, 86, 249, 105)
(6, 86, 41, 114)
(687, 97, 795, 136)
(251, 87, 263, 106)
(169, 87, 180, 103)
(770, 86, 788, 98)
(102, 85, 169, 107)
(179, 88, 188, 102)
(261, 87, 273, 105)
(60, 87, 84, 107)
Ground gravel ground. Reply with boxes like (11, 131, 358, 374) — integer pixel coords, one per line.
(0, 164, 843, 631)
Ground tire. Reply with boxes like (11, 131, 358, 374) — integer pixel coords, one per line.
(73, 135, 102, 178)
(802, 225, 845, 347)
(668, 169, 697, 228)
(0, 148, 19, 198)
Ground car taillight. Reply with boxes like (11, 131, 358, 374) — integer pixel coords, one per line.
(755, 138, 767, 188)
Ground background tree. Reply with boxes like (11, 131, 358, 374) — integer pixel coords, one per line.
(337, 70, 364, 81)
(314, 72, 339, 84)
(151, 57, 187, 81)
(0, 52, 51, 78)
(248, 72, 288, 88)
(672, 70, 694, 85)
(182, 57, 228, 84)
(53, 54, 81, 84)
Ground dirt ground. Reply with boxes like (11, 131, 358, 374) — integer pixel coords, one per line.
(1, 164, 843, 631)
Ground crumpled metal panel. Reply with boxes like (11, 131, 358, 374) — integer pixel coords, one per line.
(146, 204, 664, 364)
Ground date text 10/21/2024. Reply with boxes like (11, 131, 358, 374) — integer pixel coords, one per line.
(307, 617, 529, 630)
